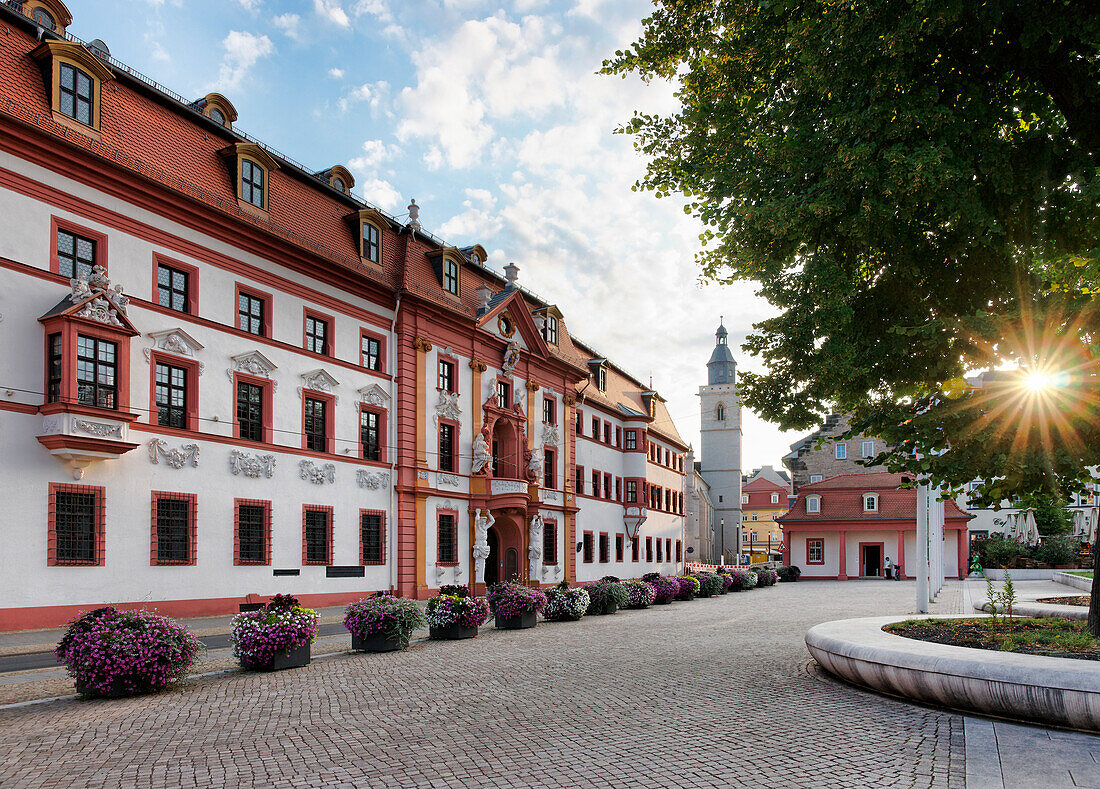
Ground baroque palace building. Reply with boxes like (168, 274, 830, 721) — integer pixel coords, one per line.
(0, 0, 687, 629)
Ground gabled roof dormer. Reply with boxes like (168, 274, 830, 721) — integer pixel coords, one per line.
(344, 207, 389, 265)
(31, 38, 113, 136)
(22, 0, 72, 35)
(192, 92, 237, 129)
(218, 142, 279, 214)
(589, 358, 608, 392)
(475, 286, 551, 360)
(641, 388, 660, 415)
(426, 247, 466, 298)
(459, 245, 488, 265)
(533, 305, 563, 345)
(318, 165, 355, 195)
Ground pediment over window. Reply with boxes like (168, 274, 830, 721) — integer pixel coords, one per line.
(147, 328, 204, 357)
(230, 350, 277, 379)
(300, 368, 340, 393)
(358, 383, 390, 407)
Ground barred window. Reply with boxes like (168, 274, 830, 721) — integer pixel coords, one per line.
(543, 448, 555, 489)
(582, 532, 594, 563)
(54, 489, 98, 563)
(631, 536, 639, 562)
(599, 533, 610, 563)
(304, 508, 331, 564)
(154, 494, 194, 564)
(57, 228, 96, 280)
(543, 522, 557, 564)
(615, 534, 624, 562)
(236, 502, 268, 564)
(304, 396, 327, 453)
(438, 423, 455, 472)
(656, 538, 663, 563)
(437, 513, 456, 564)
(361, 512, 384, 564)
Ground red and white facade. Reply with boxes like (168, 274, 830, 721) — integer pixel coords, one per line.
(778, 473, 972, 580)
(0, 2, 687, 629)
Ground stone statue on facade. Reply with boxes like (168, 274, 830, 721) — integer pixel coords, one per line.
(526, 448, 542, 483)
(471, 431, 492, 475)
(473, 508, 494, 583)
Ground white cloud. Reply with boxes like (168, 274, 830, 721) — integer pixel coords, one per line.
(352, 0, 394, 23)
(348, 139, 400, 170)
(272, 13, 301, 39)
(216, 31, 274, 91)
(328, 67, 345, 79)
(235, 0, 262, 10)
(439, 189, 503, 238)
(314, 0, 350, 27)
(337, 80, 390, 113)
(357, 177, 402, 211)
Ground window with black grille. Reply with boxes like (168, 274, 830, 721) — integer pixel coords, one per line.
(238, 292, 265, 336)
(543, 522, 557, 564)
(305, 315, 328, 355)
(615, 534, 624, 562)
(240, 159, 265, 208)
(599, 533, 610, 563)
(361, 512, 384, 564)
(236, 502, 268, 564)
(155, 362, 187, 428)
(57, 228, 96, 280)
(54, 489, 98, 564)
(157, 264, 189, 312)
(76, 335, 116, 409)
(582, 532, 594, 563)
(304, 396, 327, 452)
(236, 381, 264, 442)
(438, 422, 455, 472)
(361, 409, 381, 461)
(304, 509, 331, 564)
(437, 513, 456, 564)
(59, 64, 93, 127)
(543, 448, 554, 489)
(155, 496, 192, 564)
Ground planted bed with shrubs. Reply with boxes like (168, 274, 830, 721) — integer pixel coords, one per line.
(231, 594, 318, 671)
(426, 587, 490, 640)
(344, 593, 425, 652)
(544, 581, 590, 621)
(488, 581, 548, 629)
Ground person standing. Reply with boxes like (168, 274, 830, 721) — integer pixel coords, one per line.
(884, 557, 893, 580)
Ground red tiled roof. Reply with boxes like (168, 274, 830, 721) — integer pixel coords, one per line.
(743, 477, 788, 493)
(780, 473, 972, 522)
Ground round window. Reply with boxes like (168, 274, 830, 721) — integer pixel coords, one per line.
(32, 7, 55, 30)
(333, 177, 346, 192)
(209, 107, 226, 126)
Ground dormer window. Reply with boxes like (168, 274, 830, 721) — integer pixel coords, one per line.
(545, 314, 558, 344)
(319, 165, 354, 195)
(362, 222, 380, 263)
(344, 208, 386, 265)
(209, 107, 225, 126)
(219, 143, 279, 214)
(596, 366, 607, 392)
(193, 93, 237, 129)
(32, 6, 56, 28)
(25, 0, 72, 33)
(863, 493, 879, 512)
(444, 259, 459, 295)
(32, 39, 113, 136)
(806, 495, 821, 513)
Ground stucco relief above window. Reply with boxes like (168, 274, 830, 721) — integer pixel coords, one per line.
(143, 329, 205, 374)
(358, 383, 390, 408)
(435, 390, 461, 423)
(299, 460, 335, 485)
(229, 449, 276, 478)
(299, 369, 340, 402)
(148, 438, 199, 469)
(228, 350, 277, 386)
(357, 469, 389, 490)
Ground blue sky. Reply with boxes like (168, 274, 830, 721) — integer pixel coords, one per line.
(65, 0, 799, 472)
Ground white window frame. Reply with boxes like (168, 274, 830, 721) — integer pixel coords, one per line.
(861, 440, 874, 458)
(770, 493, 779, 504)
(809, 474, 823, 484)
(863, 493, 878, 512)
(835, 444, 847, 460)
(807, 495, 821, 513)
(741, 494, 748, 504)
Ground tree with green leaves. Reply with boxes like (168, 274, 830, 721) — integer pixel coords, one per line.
(604, 0, 1100, 631)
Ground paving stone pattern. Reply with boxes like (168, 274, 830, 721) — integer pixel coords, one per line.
(0, 582, 965, 788)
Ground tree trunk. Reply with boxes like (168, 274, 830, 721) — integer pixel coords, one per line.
(1089, 528, 1100, 637)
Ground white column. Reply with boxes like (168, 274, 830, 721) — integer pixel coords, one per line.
(916, 483, 929, 613)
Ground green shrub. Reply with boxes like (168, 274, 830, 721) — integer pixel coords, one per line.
(973, 534, 1027, 569)
(1035, 535, 1077, 567)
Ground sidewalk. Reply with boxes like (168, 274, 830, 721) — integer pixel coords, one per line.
(966, 717, 1100, 789)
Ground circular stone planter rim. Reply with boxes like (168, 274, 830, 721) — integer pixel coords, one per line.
(806, 614, 1100, 693)
(973, 600, 1087, 621)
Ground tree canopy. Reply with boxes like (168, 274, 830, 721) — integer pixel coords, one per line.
(604, 0, 1100, 507)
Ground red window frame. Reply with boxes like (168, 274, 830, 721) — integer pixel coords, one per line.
(151, 252, 198, 314)
(234, 498, 272, 566)
(631, 536, 640, 562)
(359, 404, 386, 463)
(148, 351, 200, 433)
(360, 329, 386, 372)
(302, 504, 334, 566)
(437, 509, 459, 566)
(666, 538, 672, 560)
(675, 540, 682, 562)
(437, 353, 458, 392)
(582, 531, 594, 563)
(598, 532, 610, 563)
(234, 282, 273, 337)
(575, 465, 585, 495)
(47, 482, 105, 567)
(149, 491, 197, 566)
(50, 215, 108, 277)
(615, 533, 624, 562)
(359, 509, 386, 566)
(543, 520, 558, 565)
(233, 371, 274, 445)
(543, 447, 556, 489)
(603, 473, 611, 500)
(303, 307, 335, 357)
(302, 389, 335, 454)
(543, 397, 556, 425)
(645, 536, 653, 563)
(807, 538, 825, 565)
(656, 538, 664, 563)
(438, 418, 459, 473)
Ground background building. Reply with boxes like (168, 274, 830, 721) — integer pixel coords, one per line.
(782, 414, 890, 493)
(697, 321, 742, 563)
(740, 466, 790, 562)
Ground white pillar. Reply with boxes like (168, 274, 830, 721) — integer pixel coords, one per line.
(916, 483, 929, 613)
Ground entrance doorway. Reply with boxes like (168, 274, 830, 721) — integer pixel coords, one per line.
(485, 528, 501, 586)
(484, 513, 524, 587)
(860, 543, 883, 578)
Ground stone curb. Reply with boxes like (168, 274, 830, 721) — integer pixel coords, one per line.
(1054, 572, 1092, 592)
(805, 614, 1100, 732)
(972, 601, 1087, 621)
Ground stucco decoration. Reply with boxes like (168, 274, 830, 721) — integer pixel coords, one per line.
(69, 265, 128, 326)
(148, 438, 199, 469)
(501, 340, 521, 375)
(74, 419, 122, 439)
(526, 448, 542, 483)
(229, 450, 276, 478)
(356, 469, 389, 490)
(417, 470, 428, 480)
(299, 460, 335, 485)
(435, 390, 461, 424)
(541, 422, 560, 447)
(435, 565, 447, 584)
(473, 509, 494, 583)
(228, 350, 278, 386)
(528, 513, 544, 580)
(437, 472, 460, 487)
(144, 329, 205, 374)
(41, 416, 62, 435)
(358, 383, 390, 407)
(490, 479, 527, 495)
(471, 432, 492, 475)
(541, 490, 562, 504)
(300, 368, 340, 394)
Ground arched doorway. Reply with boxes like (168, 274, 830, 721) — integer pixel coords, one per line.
(491, 419, 520, 478)
(485, 512, 524, 585)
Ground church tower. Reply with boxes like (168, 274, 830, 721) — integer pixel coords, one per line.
(698, 319, 743, 563)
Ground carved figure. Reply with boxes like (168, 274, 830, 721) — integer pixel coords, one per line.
(473, 508, 495, 583)
(502, 340, 521, 375)
(528, 513, 544, 563)
(471, 431, 492, 475)
(525, 448, 542, 483)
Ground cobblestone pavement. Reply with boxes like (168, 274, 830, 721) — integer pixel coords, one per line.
(0, 581, 965, 788)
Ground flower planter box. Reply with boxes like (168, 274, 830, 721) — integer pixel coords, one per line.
(654, 597, 673, 604)
(245, 641, 311, 672)
(591, 602, 618, 616)
(430, 623, 479, 640)
(677, 593, 695, 602)
(495, 611, 538, 630)
(351, 631, 405, 652)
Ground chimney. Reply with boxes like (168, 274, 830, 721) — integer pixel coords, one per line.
(407, 198, 421, 231)
(504, 262, 519, 291)
(476, 283, 492, 316)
